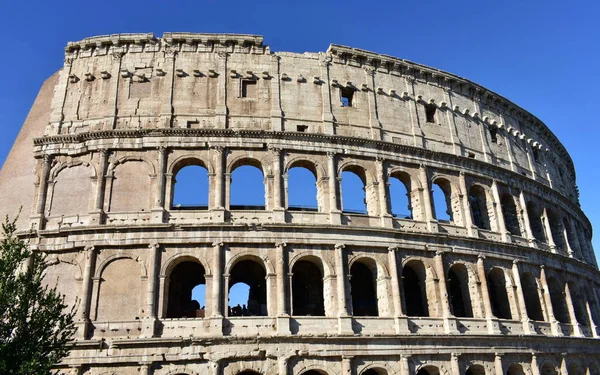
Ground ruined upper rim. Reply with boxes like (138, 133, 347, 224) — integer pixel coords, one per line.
(64, 32, 575, 178)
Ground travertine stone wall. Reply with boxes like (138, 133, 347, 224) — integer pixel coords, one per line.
(0, 33, 598, 375)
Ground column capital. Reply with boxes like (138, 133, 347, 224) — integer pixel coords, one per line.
(388, 246, 399, 252)
(478, 254, 486, 261)
(149, 242, 160, 250)
(327, 151, 336, 159)
(334, 243, 346, 250)
(84, 245, 95, 252)
(213, 242, 224, 248)
(275, 242, 287, 249)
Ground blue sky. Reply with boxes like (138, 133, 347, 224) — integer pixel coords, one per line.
(1, 0, 599, 269)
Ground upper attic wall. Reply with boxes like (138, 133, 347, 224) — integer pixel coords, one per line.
(42, 33, 579, 203)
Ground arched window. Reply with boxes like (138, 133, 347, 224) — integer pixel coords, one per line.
(501, 194, 521, 236)
(526, 202, 546, 243)
(49, 165, 92, 217)
(506, 364, 525, 375)
(447, 264, 473, 318)
(230, 164, 265, 210)
(172, 165, 209, 209)
(362, 369, 388, 375)
(431, 179, 453, 222)
(520, 272, 544, 321)
(239, 371, 262, 375)
(389, 173, 412, 219)
(350, 261, 378, 316)
(292, 260, 325, 316)
(465, 365, 486, 375)
(402, 261, 429, 317)
(287, 166, 318, 211)
(166, 261, 206, 318)
(541, 365, 558, 375)
(341, 168, 367, 214)
(547, 277, 569, 324)
(547, 210, 566, 251)
(487, 268, 512, 319)
(301, 371, 328, 375)
(228, 259, 267, 316)
(469, 185, 490, 230)
(569, 284, 589, 326)
(417, 366, 440, 375)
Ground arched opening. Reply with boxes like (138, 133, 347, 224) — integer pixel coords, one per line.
(541, 364, 558, 375)
(417, 366, 440, 375)
(350, 261, 378, 316)
(49, 165, 92, 217)
(431, 179, 453, 222)
(520, 272, 544, 321)
(228, 259, 267, 316)
(292, 260, 325, 316)
(568, 365, 585, 375)
(469, 185, 490, 230)
(301, 371, 328, 375)
(230, 164, 265, 210)
(487, 268, 512, 319)
(466, 365, 486, 375)
(569, 284, 589, 326)
(389, 173, 412, 219)
(341, 168, 367, 214)
(547, 210, 566, 252)
(166, 261, 206, 318)
(402, 261, 429, 317)
(448, 263, 473, 318)
(362, 368, 388, 375)
(287, 166, 318, 211)
(527, 202, 546, 243)
(172, 164, 209, 210)
(547, 277, 569, 324)
(501, 193, 521, 236)
(506, 364, 525, 375)
(239, 371, 262, 375)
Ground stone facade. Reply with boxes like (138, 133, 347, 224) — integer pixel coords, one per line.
(0, 33, 598, 375)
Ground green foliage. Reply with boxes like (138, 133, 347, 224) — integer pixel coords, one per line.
(0, 216, 76, 374)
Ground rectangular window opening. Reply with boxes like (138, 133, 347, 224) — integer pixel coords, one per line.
(297, 125, 308, 132)
(241, 79, 257, 98)
(489, 126, 498, 143)
(425, 104, 436, 123)
(341, 87, 354, 107)
(532, 147, 540, 163)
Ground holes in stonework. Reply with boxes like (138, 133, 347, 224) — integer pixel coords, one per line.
(241, 79, 257, 98)
(489, 126, 498, 143)
(468, 152, 475, 159)
(296, 125, 308, 132)
(341, 87, 354, 107)
(532, 147, 540, 163)
(425, 104, 436, 123)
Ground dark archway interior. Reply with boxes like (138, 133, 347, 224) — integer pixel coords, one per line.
(547, 277, 570, 324)
(229, 260, 267, 316)
(466, 365, 486, 375)
(292, 260, 325, 316)
(487, 268, 512, 319)
(521, 273, 544, 321)
(302, 371, 326, 375)
(506, 364, 526, 375)
(501, 194, 521, 236)
(363, 369, 387, 375)
(469, 186, 490, 230)
(448, 265, 473, 318)
(239, 371, 262, 375)
(527, 202, 546, 243)
(402, 263, 429, 317)
(350, 262, 378, 316)
(167, 261, 206, 318)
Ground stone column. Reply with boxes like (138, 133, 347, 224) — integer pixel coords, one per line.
(491, 180, 508, 241)
(140, 363, 152, 375)
(585, 291, 599, 337)
(278, 356, 289, 375)
(459, 171, 475, 236)
(319, 54, 335, 135)
(151, 146, 167, 223)
(90, 149, 108, 225)
(215, 52, 229, 129)
(418, 164, 436, 231)
(512, 260, 533, 334)
(335, 244, 352, 334)
(563, 281, 583, 337)
(539, 265, 561, 336)
(143, 242, 160, 337)
(565, 219, 581, 258)
(270, 55, 284, 131)
(376, 158, 392, 227)
(364, 66, 382, 140)
(450, 353, 461, 375)
(494, 354, 504, 375)
(400, 355, 411, 375)
(518, 191, 535, 246)
(328, 152, 341, 225)
(477, 255, 500, 334)
(388, 247, 407, 333)
(342, 356, 353, 375)
(560, 354, 568, 375)
(435, 250, 457, 333)
(159, 48, 176, 128)
(275, 242, 290, 334)
(78, 245, 96, 339)
(271, 147, 285, 223)
(212, 242, 224, 318)
(530, 354, 541, 375)
(542, 208, 556, 252)
(33, 154, 52, 230)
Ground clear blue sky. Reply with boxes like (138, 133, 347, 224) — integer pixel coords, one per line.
(1, 0, 599, 265)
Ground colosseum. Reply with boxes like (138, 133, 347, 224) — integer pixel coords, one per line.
(0, 32, 599, 375)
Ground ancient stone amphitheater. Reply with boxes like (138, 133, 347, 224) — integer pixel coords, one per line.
(1, 33, 599, 375)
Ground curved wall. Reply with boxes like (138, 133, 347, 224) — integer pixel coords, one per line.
(1, 33, 598, 375)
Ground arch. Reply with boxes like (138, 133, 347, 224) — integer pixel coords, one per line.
(340, 165, 368, 214)
(526, 202, 546, 243)
(416, 365, 441, 375)
(506, 364, 526, 375)
(172, 164, 209, 209)
(469, 184, 491, 230)
(108, 159, 153, 212)
(568, 282, 590, 326)
(238, 371, 262, 375)
(362, 369, 388, 375)
(431, 178, 454, 222)
(96, 257, 141, 321)
(48, 163, 94, 217)
(285, 157, 323, 179)
(292, 259, 325, 316)
(230, 160, 265, 210)
(501, 193, 521, 236)
(287, 166, 319, 211)
(547, 276, 570, 324)
(487, 267, 512, 319)
(49, 159, 98, 181)
(465, 364, 486, 375)
(402, 259, 430, 317)
(540, 363, 559, 375)
(228, 257, 268, 316)
(520, 272, 544, 321)
(168, 154, 214, 175)
(447, 263, 474, 318)
(43, 259, 81, 313)
(547, 209, 566, 252)
(166, 259, 206, 318)
(289, 253, 333, 278)
(568, 364, 586, 375)
(389, 170, 413, 219)
(108, 155, 156, 175)
(161, 252, 212, 277)
(94, 254, 147, 279)
(226, 251, 275, 276)
(358, 363, 393, 375)
(350, 259, 379, 316)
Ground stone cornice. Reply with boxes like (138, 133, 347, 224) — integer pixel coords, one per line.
(32, 128, 590, 229)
